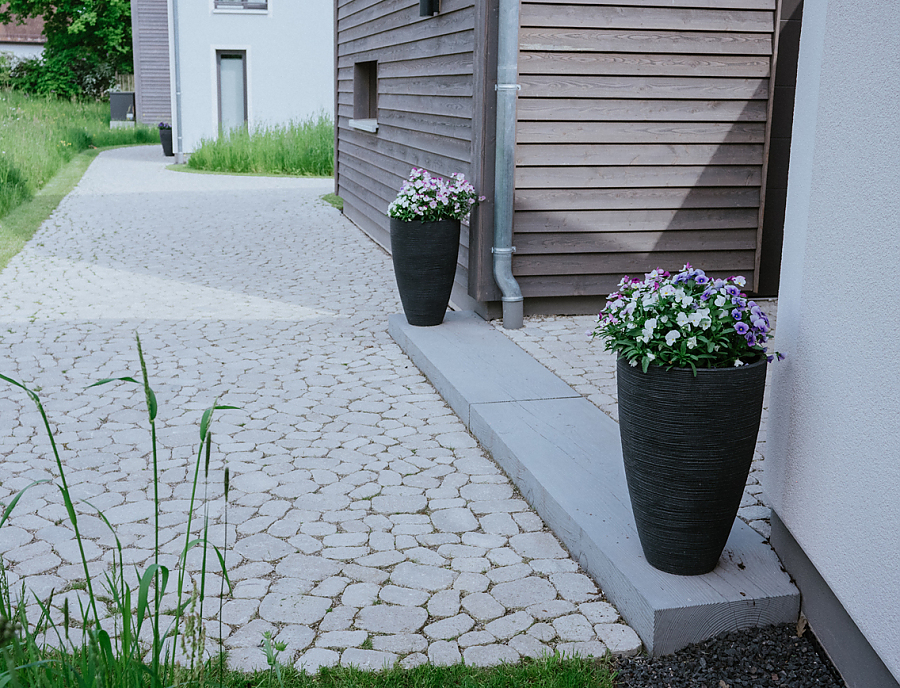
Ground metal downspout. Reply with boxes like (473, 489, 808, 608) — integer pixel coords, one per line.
(492, 0, 524, 329)
(171, 0, 185, 164)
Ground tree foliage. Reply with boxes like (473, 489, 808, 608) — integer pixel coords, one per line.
(1, 0, 132, 98)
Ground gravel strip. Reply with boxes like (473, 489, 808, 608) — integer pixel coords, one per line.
(614, 624, 845, 688)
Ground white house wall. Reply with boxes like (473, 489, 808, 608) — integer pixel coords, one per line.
(0, 43, 43, 60)
(765, 0, 900, 681)
(172, 0, 333, 153)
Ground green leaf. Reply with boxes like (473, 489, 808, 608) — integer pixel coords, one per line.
(85, 376, 140, 389)
(0, 479, 49, 529)
(200, 403, 239, 441)
(147, 385, 157, 422)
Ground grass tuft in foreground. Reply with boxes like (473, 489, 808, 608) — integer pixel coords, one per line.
(187, 115, 334, 177)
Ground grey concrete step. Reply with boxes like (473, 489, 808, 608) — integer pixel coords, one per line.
(389, 311, 799, 656)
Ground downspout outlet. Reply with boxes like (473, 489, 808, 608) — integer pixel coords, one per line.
(492, 246, 523, 329)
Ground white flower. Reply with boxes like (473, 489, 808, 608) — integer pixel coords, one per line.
(639, 333, 650, 343)
(643, 318, 658, 332)
(734, 359, 745, 367)
(665, 330, 681, 346)
(659, 285, 676, 297)
(676, 312, 690, 328)
(687, 311, 705, 327)
(714, 295, 727, 307)
(733, 276, 747, 287)
(679, 294, 694, 307)
(686, 336, 697, 349)
(646, 352, 656, 361)
(629, 359, 639, 367)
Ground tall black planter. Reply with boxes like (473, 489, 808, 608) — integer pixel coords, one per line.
(617, 357, 767, 575)
(159, 128, 174, 157)
(390, 217, 460, 326)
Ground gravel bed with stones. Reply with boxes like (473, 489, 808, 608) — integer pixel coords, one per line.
(614, 624, 845, 688)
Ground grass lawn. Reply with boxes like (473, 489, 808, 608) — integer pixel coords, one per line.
(186, 115, 334, 177)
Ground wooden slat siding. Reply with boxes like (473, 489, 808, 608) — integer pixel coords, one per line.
(517, 144, 764, 166)
(517, 121, 766, 144)
(514, 208, 760, 232)
(130, 0, 171, 125)
(517, 165, 761, 188)
(521, 75, 768, 99)
(519, 29, 772, 55)
(530, 0, 775, 8)
(515, 1, 774, 300)
(521, 5, 773, 32)
(336, 0, 479, 299)
(514, 250, 756, 276)
(518, 98, 767, 121)
(519, 52, 771, 77)
(516, 229, 759, 253)
(516, 188, 760, 210)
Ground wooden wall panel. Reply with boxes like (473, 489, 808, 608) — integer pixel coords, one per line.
(130, 0, 171, 125)
(335, 0, 480, 294)
(515, 0, 776, 299)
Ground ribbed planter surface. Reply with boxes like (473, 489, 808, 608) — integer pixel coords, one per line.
(617, 357, 767, 575)
(390, 217, 460, 327)
(159, 128, 174, 157)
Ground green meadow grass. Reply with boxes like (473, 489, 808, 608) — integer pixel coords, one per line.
(186, 115, 334, 177)
(0, 89, 158, 222)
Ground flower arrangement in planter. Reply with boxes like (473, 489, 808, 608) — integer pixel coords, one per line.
(387, 169, 484, 326)
(592, 265, 782, 576)
(592, 264, 782, 373)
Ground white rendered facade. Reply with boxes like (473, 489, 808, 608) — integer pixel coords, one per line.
(167, 0, 333, 154)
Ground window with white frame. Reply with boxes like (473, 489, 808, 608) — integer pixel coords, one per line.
(214, 0, 267, 10)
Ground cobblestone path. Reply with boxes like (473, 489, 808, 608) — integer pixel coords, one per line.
(0, 146, 641, 672)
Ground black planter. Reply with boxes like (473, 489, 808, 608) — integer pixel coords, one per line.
(390, 217, 460, 326)
(159, 128, 174, 157)
(617, 357, 767, 575)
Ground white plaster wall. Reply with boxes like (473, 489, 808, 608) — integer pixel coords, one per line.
(170, 0, 333, 153)
(765, 0, 900, 679)
(0, 43, 44, 61)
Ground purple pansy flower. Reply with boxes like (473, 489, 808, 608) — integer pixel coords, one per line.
(734, 322, 750, 336)
(732, 308, 745, 320)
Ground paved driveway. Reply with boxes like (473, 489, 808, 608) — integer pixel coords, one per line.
(0, 146, 640, 671)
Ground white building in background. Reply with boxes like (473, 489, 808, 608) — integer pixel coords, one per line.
(130, 0, 333, 154)
(0, 16, 45, 61)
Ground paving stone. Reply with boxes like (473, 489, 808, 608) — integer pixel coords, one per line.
(579, 601, 619, 624)
(512, 512, 544, 531)
(341, 583, 380, 608)
(486, 564, 532, 584)
(423, 613, 474, 640)
(509, 532, 568, 560)
(405, 547, 447, 567)
(555, 641, 608, 659)
(427, 640, 461, 666)
(342, 564, 390, 584)
(379, 585, 430, 607)
(341, 648, 398, 670)
(527, 622, 556, 642)
(509, 633, 553, 659)
(356, 605, 428, 633)
(371, 633, 427, 654)
(463, 644, 520, 667)
(274, 625, 316, 655)
(458, 630, 496, 648)
(492, 577, 557, 609)
(485, 611, 533, 640)
(318, 606, 357, 632)
(431, 508, 479, 533)
(316, 631, 368, 649)
(529, 559, 578, 574)
(296, 647, 339, 673)
(226, 619, 278, 648)
(276, 554, 341, 581)
(553, 614, 595, 642)
(452, 572, 490, 593)
(371, 495, 427, 514)
(427, 589, 460, 618)
(228, 646, 269, 672)
(309, 576, 350, 599)
(390, 562, 453, 591)
(527, 599, 576, 620)
(258, 593, 331, 625)
(593, 623, 642, 657)
(400, 652, 428, 669)
(487, 548, 522, 567)
(460, 592, 505, 621)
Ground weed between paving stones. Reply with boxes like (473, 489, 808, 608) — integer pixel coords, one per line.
(0, 335, 618, 687)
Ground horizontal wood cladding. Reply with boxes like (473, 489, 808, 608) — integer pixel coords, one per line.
(131, 0, 171, 125)
(335, 0, 477, 289)
(515, 0, 774, 299)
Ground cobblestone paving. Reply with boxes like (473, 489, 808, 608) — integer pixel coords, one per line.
(0, 147, 641, 672)
(492, 304, 780, 541)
